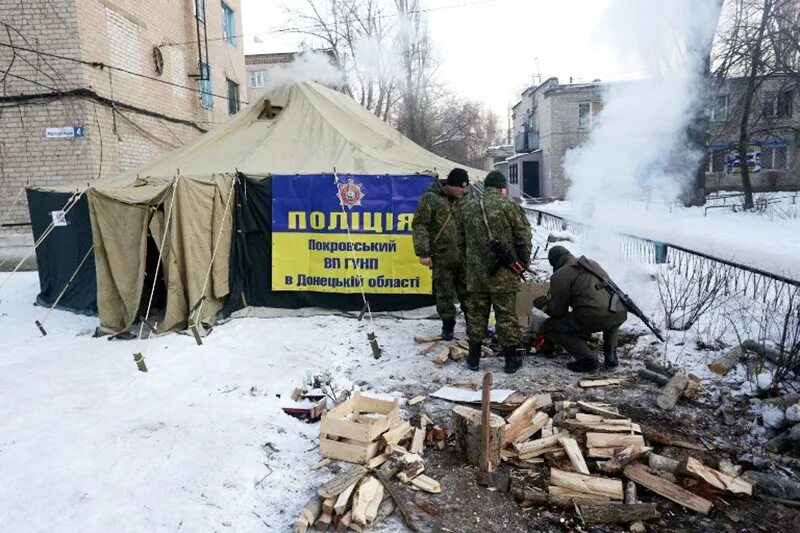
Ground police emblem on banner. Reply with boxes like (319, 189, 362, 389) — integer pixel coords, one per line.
(337, 178, 365, 209)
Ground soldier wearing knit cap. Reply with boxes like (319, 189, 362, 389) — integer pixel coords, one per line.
(412, 168, 471, 340)
(458, 170, 532, 373)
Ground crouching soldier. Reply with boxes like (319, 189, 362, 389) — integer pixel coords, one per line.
(535, 245, 627, 372)
(412, 168, 471, 340)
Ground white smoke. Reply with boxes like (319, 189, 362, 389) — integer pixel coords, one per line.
(564, 0, 721, 216)
(265, 50, 345, 90)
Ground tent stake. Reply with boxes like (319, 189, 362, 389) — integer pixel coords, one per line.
(133, 352, 148, 372)
(367, 331, 382, 359)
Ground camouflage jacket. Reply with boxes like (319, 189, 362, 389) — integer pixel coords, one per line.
(411, 181, 464, 269)
(458, 187, 532, 292)
(547, 255, 626, 323)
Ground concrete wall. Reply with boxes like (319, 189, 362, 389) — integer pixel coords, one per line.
(0, 0, 245, 250)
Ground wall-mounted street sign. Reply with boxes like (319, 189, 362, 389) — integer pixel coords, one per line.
(45, 126, 85, 138)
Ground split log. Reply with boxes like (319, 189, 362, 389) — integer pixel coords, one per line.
(575, 413, 603, 423)
(408, 395, 425, 406)
(683, 374, 702, 400)
(586, 433, 645, 449)
(708, 347, 743, 375)
(548, 486, 610, 501)
(351, 477, 383, 526)
(510, 412, 550, 444)
(641, 427, 705, 452)
(503, 396, 539, 445)
(644, 360, 677, 377)
(293, 495, 324, 533)
(623, 463, 712, 514)
(741, 471, 800, 501)
(373, 471, 419, 532)
(557, 420, 641, 434)
(433, 346, 451, 366)
(410, 474, 441, 494)
(550, 468, 624, 500)
(578, 502, 660, 524)
(452, 405, 505, 468)
(559, 436, 590, 474)
(742, 339, 800, 370)
(625, 481, 638, 504)
(637, 369, 670, 386)
(540, 418, 555, 438)
(334, 482, 359, 515)
(656, 371, 689, 410)
(596, 445, 649, 475)
(513, 488, 598, 509)
(677, 457, 752, 496)
(576, 401, 626, 420)
(513, 431, 567, 457)
(414, 335, 443, 343)
(409, 428, 425, 455)
(381, 422, 412, 446)
(648, 453, 680, 473)
(579, 378, 624, 388)
(319, 465, 368, 499)
(396, 461, 425, 483)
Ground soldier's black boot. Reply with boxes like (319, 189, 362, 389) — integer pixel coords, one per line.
(503, 346, 523, 374)
(566, 357, 599, 373)
(603, 347, 619, 368)
(441, 319, 456, 341)
(467, 341, 482, 371)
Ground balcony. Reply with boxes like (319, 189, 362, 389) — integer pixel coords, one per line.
(514, 129, 539, 153)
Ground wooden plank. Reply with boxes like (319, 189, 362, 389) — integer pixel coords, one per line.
(320, 416, 372, 442)
(381, 422, 412, 446)
(325, 396, 356, 420)
(623, 463, 712, 514)
(334, 481, 359, 515)
(677, 457, 752, 496)
(579, 378, 624, 388)
(409, 428, 425, 455)
(408, 395, 425, 406)
(550, 468, 624, 500)
(357, 396, 398, 416)
(512, 412, 550, 444)
(576, 401, 626, 420)
(548, 486, 610, 501)
(319, 465, 368, 499)
(578, 502, 660, 524)
(481, 372, 493, 472)
(586, 433, 645, 449)
(559, 436, 590, 474)
(320, 439, 379, 465)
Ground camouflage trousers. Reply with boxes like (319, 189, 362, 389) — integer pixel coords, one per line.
(466, 291, 520, 347)
(432, 262, 469, 323)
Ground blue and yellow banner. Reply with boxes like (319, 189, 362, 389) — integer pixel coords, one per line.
(271, 174, 434, 294)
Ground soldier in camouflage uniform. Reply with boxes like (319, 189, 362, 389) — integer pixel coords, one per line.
(412, 168, 470, 340)
(458, 171, 532, 373)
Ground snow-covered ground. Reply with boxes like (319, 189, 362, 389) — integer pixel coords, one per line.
(532, 195, 800, 281)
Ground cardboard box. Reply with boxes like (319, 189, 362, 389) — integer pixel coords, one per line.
(516, 282, 549, 328)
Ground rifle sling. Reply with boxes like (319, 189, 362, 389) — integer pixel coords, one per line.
(432, 211, 452, 246)
(479, 199, 495, 240)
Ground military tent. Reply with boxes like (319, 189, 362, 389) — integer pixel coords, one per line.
(27, 80, 483, 334)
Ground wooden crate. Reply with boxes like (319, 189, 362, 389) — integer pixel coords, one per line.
(320, 392, 399, 464)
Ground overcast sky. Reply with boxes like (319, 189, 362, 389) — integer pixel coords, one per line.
(240, 0, 646, 118)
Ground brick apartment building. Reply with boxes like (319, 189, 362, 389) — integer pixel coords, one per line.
(706, 75, 799, 192)
(0, 0, 245, 254)
(505, 78, 603, 200)
(245, 51, 297, 102)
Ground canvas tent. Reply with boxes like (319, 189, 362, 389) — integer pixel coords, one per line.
(27, 80, 484, 334)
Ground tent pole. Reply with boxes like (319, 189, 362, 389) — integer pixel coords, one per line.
(0, 188, 86, 293)
(35, 244, 95, 335)
(189, 173, 238, 344)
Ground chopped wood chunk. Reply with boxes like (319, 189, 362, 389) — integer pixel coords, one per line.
(408, 395, 426, 406)
(512, 412, 550, 444)
(381, 422, 412, 446)
(677, 457, 752, 496)
(319, 465, 368, 499)
(586, 433, 645, 449)
(311, 458, 331, 470)
(559, 436, 590, 474)
(576, 401, 626, 420)
(550, 468, 624, 500)
(351, 476, 383, 526)
(579, 378, 624, 388)
(334, 481, 358, 515)
(396, 461, 425, 483)
(548, 486, 610, 501)
(409, 428, 425, 455)
(656, 371, 689, 410)
(415, 335, 443, 343)
(294, 495, 324, 533)
(623, 463, 712, 514)
(433, 346, 451, 366)
(410, 474, 441, 494)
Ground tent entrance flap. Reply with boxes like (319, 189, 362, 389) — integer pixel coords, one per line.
(223, 174, 435, 315)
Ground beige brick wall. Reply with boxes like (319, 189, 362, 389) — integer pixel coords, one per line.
(0, 0, 245, 238)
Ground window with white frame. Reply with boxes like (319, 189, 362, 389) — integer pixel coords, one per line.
(710, 95, 730, 121)
(222, 2, 236, 45)
(250, 70, 267, 88)
(762, 145, 788, 170)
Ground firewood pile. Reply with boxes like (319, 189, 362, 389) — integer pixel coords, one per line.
(414, 336, 499, 366)
(500, 396, 755, 526)
(294, 393, 445, 532)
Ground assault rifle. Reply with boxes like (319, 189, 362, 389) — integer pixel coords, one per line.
(488, 239, 529, 278)
(577, 256, 665, 342)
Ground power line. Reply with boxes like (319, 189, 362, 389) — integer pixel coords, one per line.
(0, 40, 246, 105)
(159, 0, 504, 49)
